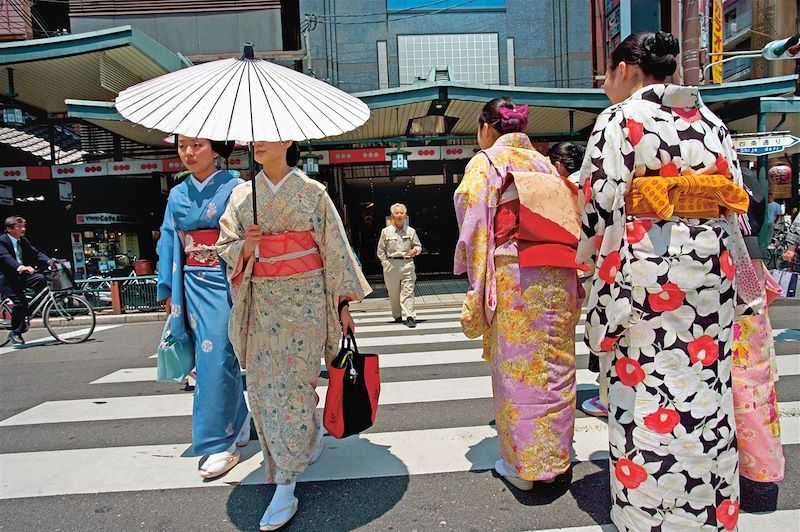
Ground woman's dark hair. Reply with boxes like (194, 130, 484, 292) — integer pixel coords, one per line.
(210, 140, 235, 159)
(549, 142, 586, 175)
(173, 135, 235, 160)
(610, 31, 680, 79)
(286, 141, 300, 167)
(478, 96, 528, 134)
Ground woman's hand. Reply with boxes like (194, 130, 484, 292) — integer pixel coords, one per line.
(783, 246, 796, 263)
(339, 304, 355, 337)
(241, 224, 262, 262)
(164, 297, 172, 316)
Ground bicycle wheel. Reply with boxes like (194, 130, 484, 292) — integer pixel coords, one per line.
(43, 294, 96, 344)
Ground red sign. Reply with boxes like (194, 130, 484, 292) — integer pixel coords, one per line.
(329, 148, 387, 165)
(162, 158, 186, 172)
(52, 163, 107, 178)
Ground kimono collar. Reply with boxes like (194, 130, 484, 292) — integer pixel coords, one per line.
(627, 83, 703, 110)
(491, 132, 534, 150)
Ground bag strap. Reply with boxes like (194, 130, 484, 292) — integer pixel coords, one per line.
(341, 328, 359, 354)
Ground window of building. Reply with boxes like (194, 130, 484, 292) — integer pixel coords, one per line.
(387, 0, 504, 11)
(398, 33, 499, 85)
(377, 41, 389, 89)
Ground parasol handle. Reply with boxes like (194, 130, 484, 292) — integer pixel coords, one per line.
(252, 165, 259, 261)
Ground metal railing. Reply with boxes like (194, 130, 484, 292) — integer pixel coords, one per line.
(76, 275, 163, 313)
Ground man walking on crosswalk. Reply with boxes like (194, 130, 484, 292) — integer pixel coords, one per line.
(377, 203, 422, 328)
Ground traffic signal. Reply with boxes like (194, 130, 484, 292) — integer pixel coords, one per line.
(762, 34, 800, 60)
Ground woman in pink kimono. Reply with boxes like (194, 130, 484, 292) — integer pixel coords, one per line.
(454, 97, 584, 490)
(733, 168, 785, 482)
(577, 32, 755, 530)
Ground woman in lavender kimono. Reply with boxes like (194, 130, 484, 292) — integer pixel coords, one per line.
(157, 136, 250, 479)
(577, 32, 755, 530)
(217, 140, 370, 531)
(454, 98, 584, 491)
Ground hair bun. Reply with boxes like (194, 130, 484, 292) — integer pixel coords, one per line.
(652, 31, 679, 58)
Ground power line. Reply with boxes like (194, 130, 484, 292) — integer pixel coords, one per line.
(312, 0, 477, 25)
(308, 0, 454, 19)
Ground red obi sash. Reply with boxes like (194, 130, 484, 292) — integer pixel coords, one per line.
(494, 172, 588, 271)
(184, 229, 221, 267)
(254, 231, 323, 278)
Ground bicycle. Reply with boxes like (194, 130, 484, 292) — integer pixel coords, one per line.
(0, 261, 96, 346)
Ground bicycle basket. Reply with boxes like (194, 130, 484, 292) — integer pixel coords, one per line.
(46, 263, 77, 292)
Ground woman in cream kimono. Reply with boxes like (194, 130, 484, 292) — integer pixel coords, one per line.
(217, 140, 370, 531)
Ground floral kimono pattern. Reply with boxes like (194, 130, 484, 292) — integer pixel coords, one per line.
(576, 85, 743, 531)
(454, 133, 582, 481)
(217, 169, 371, 485)
(732, 261, 784, 482)
(156, 170, 248, 455)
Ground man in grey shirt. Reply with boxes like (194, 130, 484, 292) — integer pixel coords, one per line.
(377, 203, 422, 328)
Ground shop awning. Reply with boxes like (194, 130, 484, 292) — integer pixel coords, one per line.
(65, 75, 799, 146)
(0, 25, 190, 114)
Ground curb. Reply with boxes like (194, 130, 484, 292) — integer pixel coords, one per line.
(24, 296, 800, 328)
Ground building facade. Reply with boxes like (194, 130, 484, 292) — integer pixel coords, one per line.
(300, 0, 593, 93)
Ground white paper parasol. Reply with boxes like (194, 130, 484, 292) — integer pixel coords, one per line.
(115, 45, 370, 142)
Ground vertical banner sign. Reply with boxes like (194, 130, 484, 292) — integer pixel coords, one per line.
(711, 0, 724, 83)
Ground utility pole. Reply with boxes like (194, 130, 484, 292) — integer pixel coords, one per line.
(301, 14, 317, 77)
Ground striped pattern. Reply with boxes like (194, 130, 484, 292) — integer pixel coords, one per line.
(1, 303, 798, 529)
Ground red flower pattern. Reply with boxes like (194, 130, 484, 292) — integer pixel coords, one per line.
(600, 336, 619, 352)
(626, 220, 652, 244)
(715, 154, 730, 176)
(647, 283, 686, 312)
(720, 251, 735, 281)
(673, 106, 702, 123)
(626, 119, 644, 146)
(616, 357, 646, 386)
(659, 161, 680, 177)
(644, 407, 681, 434)
(598, 251, 621, 284)
(688, 335, 719, 366)
(582, 178, 592, 206)
(615, 458, 648, 489)
(716, 499, 739, 531)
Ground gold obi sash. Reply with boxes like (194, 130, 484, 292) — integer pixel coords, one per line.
(625, 174, 749, 220)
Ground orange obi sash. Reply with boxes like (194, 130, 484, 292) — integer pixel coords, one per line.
(625, 174, 749, 220)
(184, 229, 221, 267)
(254, 231, 323, 278)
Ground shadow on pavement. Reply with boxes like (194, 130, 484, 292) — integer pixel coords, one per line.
(226, 437, 409, 530)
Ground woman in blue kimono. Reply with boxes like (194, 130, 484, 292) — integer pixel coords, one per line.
(157, 135, 250, 479)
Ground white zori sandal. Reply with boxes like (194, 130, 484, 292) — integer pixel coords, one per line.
(199, 445, 240, 479)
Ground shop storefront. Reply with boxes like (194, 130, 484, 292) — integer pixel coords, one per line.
(72, 213, 143, 278)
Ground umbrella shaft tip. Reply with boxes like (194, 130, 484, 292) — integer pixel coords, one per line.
(242, 44, 255, 60)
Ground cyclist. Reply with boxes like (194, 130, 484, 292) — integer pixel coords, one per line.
(0, 216, 50, 345)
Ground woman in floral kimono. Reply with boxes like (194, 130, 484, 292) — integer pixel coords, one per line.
(217, 140, 370, 531)
(577, 31, 754, 530)
(732, 168, 785, 482)
(157, 136, 250, 479)
(454, 97, 584, 491)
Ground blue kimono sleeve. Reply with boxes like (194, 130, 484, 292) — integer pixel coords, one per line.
(156, 201, 176, 302)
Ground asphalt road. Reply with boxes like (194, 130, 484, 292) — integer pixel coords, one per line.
(0, 302, 797, 531)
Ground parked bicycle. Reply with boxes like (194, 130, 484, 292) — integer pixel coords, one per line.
(0, 260, 95, 346)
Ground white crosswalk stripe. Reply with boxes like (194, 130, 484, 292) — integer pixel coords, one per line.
(1, 301, 798, 530)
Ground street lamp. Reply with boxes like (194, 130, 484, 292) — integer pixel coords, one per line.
(3, 67, 24, 126)
(301, 151, 321, 175)
(702, 34, 800, 82)
(388, 148, 411, 172)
